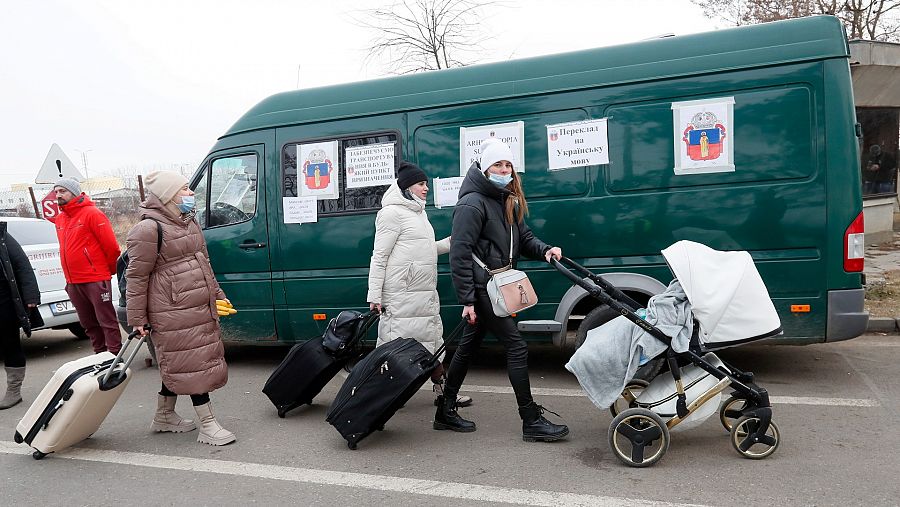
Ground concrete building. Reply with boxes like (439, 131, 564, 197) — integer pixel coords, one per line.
(850, 40, 900, 244)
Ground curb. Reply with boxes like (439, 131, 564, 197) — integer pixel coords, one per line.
(866, 317, 900, 334)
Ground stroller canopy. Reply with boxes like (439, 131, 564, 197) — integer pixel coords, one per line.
(661, 240, 782, 348)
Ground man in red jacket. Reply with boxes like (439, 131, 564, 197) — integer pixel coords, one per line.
(53, 178, 123, 354)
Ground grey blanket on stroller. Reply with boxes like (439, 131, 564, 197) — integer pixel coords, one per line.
(565, 279, 693, 410)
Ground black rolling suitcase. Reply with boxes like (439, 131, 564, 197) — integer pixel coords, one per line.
(263, 310, 378, 418)
(326, 320, 465, 449)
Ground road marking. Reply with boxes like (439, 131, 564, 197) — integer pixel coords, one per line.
(0, 442, 706, 507)
(442, 385, 881, 407)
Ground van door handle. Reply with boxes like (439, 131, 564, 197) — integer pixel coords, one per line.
(238, 241, 267, 250)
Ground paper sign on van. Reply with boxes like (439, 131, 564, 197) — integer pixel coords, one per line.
(434, 177, 465, 208)
(546, 119, 609, 171)
(345, 142, 395, 189)
(672, 97, 735, 175)
(283, 196, 317, 223)
(459, 121, 525, 175)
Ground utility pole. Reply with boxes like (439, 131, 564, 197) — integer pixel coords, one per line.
(75, 148, 92, 180)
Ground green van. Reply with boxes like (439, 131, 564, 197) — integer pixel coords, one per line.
(187, 15, 867, 346)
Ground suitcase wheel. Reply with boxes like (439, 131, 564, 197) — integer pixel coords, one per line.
(14, 431, 23, 444)
(277, 409, 287, 419)
(347, 442, 357, 450)
(32, 451, 47, 460)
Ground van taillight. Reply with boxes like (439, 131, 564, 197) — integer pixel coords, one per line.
(844, 211, 865, 272)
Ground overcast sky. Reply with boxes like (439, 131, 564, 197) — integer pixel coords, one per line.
(0, 0, 715, 189)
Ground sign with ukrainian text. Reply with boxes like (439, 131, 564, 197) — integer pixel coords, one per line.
(459, 121, 525, 175)
(546, 119, 609, 171)
(345, 142, 395, 189)
(672, 97, 735, 175)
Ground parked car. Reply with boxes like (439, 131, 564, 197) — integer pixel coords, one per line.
(2, 217, 115, 339)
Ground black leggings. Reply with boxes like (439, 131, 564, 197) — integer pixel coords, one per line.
(159, 383, 210, 406)
(0, 306, 25, 368)
(444, 291, 533, 408)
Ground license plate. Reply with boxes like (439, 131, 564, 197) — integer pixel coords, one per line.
(51, 301, 76, 316)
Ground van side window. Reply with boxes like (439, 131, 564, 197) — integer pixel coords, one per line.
(282, 134, 398, 214)
(207, 154, 259, 228)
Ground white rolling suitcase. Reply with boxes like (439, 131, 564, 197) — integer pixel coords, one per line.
(14, 330, 146, 459)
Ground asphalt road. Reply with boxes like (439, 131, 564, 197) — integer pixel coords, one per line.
(1, 330, 898, 506)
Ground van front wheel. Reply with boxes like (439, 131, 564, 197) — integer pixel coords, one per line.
(574, 306, 665, 383)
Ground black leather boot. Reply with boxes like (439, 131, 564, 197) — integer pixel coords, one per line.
(519, 402, 569, 442)
(433, 395, 476, 433)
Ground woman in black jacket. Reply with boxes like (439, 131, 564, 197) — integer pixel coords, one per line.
(0, 222, 41, 410)
(436, 139, 568, 442)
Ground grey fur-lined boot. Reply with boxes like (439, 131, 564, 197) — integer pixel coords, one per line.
(0, 367, 25, 410)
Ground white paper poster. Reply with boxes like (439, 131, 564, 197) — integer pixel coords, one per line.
(345, 142, 395, 188)
(459, 121, 525, 175)
(433, 177, 465, 208)
(546, 119, 609, 171)
(672, 97, 735, 175)
(299, 140, 339, 199)
(283, 197, 318, 223)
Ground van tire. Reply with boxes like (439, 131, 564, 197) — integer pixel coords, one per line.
(574, 306, 665, 382)
(67, 323, 90, 340)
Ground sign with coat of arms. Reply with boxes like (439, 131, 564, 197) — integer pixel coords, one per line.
(299, 140, 339, 199)
(672, 97, 735, 175)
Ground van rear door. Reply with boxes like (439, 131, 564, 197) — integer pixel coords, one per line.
(192, 143, 275, 341)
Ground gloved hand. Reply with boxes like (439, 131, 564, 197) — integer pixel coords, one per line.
(216, 299, 237, 316)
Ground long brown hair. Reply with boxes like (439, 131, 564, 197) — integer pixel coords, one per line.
(485, 167, 529, 223)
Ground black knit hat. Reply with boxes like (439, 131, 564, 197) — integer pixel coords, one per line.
(397, 160, 428, 190)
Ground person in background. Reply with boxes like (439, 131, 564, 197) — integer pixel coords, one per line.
(864, 144, 897, 195)
(53, 177, 123, 355)
(438, 139, 569, 442)
(0, 223, 41, 409)
(367, 161, 472, 408)
(126, 170, 236, 446)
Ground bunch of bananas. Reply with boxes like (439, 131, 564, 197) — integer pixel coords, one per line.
(216, 299, 237, 317)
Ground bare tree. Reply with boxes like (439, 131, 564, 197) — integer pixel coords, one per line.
(692, 0, 900, 41)
(356, 0, 498, 74)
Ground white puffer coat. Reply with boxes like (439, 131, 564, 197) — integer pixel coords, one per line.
(367, 182, 450, 354)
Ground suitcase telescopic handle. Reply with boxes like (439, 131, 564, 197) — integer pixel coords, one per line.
(100, 327, 149, 388)
(429, 318, 468, 365)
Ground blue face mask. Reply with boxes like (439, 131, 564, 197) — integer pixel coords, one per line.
(177, 195, 195, 213)
(488, 173, 513, 187)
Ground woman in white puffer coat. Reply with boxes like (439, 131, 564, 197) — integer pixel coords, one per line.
(367, 161, 471, 407)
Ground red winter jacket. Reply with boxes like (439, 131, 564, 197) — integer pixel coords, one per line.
(55, 194, 121, 284)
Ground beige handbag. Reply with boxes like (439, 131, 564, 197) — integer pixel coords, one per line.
(473, 226, 538, 317)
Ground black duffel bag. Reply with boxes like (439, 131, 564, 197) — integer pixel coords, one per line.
(322, 310, 379, 355)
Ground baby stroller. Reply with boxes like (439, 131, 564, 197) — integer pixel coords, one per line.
(553, 240, 783, 467)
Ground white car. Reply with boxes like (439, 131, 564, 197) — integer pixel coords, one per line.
(3, 217, 121, 339)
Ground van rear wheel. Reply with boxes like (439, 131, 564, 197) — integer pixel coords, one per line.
(575, 306, 665, 382)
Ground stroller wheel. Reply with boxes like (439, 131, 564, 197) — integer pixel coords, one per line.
(608, 408, 670, 468)
(719, 396, 749, 432)
(609, 379, 650, 418)
(730, 416, 780, 459)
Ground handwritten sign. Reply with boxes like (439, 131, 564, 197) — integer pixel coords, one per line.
(283, 196, 317, 224)
(433, 177, 465, 208)
(345, 142, 395, 188)
(546, 119, 609, 171)
(459, 121, 525, 175)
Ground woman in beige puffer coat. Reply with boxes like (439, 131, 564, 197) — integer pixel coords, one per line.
(125, 170, 235, 446)
(367, 161, 471, 407)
